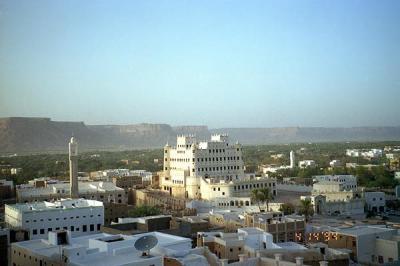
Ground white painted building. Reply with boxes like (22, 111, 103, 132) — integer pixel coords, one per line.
(187, 200, 283, 216)
(260, 164, 286, 174)
(90, 169, 152, 183)
(298, 160, 316, 168)
(90, 169, 132, 181)
(161, 134, 276, 200)
(198, 227, 282, 254)
(363, 149, 383, 158)
(313, 175, 358, 192)
(386, 153, 396, 160)
(346, 149, 360, 157)
(164, 134, 244, 181)
(301, 195, 365, 216)
(10, 168, 22, 175)
(333, 226, 398, 265)
(329, 160, 342, 168)
(197, 227, 311, 262)
(5, 198, 104, 239)
(307, 175, 364, 216)
(307, 224, 400, 264)
(11, 230, 207, 266)
(16, 181, 126, 204)
(187, 175, 277, 201)
(364, 192, 385, 213)
(276, 183, 312, 193)
(346, 148, 383, 158)
(395, 172, 400, 180)
(260, 151, 296, 174)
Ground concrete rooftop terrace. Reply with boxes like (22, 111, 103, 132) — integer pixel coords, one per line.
(17, 181, 124, 197)
(13, 231, 194, 266)
(334, 225, 398, 237)
(6, 198, 103, 212)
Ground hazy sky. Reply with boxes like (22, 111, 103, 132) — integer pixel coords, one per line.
(0, 1, 399, 128)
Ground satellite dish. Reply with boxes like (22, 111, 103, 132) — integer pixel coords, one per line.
(134, 235, 158, 257)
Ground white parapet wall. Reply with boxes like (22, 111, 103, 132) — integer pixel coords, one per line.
(277, 183, 312, 193)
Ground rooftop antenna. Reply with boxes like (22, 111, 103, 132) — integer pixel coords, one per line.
(134, 235, 158, 257)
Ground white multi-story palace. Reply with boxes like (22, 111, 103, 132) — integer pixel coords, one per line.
(161, 134, 276, 200)
(164, 134, 244, 181)
(5, 198, 104, 240)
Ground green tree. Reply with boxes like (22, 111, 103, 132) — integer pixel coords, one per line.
(251, 188, 274, 211)
(279, 203, 295, 215)
(298, 199, 314, 222)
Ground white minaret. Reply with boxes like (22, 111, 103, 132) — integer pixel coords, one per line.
(290, 150, 295, 168)
(69, 137, 79, 198)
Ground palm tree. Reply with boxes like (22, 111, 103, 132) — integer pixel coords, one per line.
(298, 198, 314, 222)
(251, 188, 274, 211)
(279, 203, 295, 215)
(260, 188, 273, 211)
(251, 189, 262, 208)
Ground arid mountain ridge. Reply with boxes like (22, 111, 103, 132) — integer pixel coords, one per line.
(1, 117, 400, 154)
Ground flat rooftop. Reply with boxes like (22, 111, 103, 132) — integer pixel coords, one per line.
(179, 216, 208, 223)
(334, 226, 397, 236)
(251, 213, 305, 223)
(277, 242, 308, 250)
(17, 181, 124, 197)
(238, 227, 265, 235)
(14, 231, 192, 266)
(6, 198, 103, 212)
(116, 215, 172, 224)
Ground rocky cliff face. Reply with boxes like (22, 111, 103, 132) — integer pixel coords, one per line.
(0, 117, 399, 154)
(172, 126, 210, 139)
(0, 118, 210, 153)
(0, 117, 104, 153)
(213, 126, 400, 144)
(88, 123, 176, 149)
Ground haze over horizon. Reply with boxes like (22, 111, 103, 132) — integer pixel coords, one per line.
(1, 1, 399, 128)
(1, 116, 400, 130)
